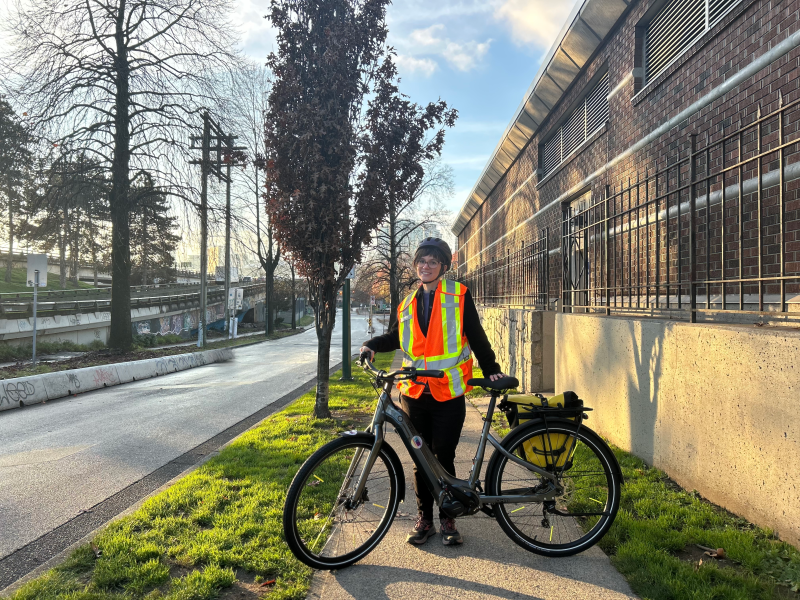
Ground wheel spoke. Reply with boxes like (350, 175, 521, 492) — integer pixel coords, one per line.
(284, 439, 399, 568)
(490, 423, 620, 556)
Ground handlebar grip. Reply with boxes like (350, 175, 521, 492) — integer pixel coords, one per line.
(414, 369, 445, 378)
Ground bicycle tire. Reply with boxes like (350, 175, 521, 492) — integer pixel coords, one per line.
(282, 436, 401, 569)
(485, 419, 621, 557)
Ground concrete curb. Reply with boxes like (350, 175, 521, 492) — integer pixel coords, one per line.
(0, 348, 233, 413)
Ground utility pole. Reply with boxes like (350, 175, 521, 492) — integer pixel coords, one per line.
(198, 112, 210, 347)
(224, 139, 232, 338)
(190, 113, 245, 348)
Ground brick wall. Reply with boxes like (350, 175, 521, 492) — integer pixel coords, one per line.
(458, 0, 800, 309)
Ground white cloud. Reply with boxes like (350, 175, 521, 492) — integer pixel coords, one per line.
(395, 55, 439, 77)
(494, 0, 580, 48)
(409, 24, 446, 47)
(400, 24, 491, 73)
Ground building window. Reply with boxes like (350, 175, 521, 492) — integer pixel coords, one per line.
(541, 72, 609, 178)
(645, 0, 740, 82)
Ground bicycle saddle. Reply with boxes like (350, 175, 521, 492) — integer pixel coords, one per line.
(467, 376, 519, 390)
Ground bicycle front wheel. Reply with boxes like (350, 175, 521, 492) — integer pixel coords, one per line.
(282, 435, 401, 570)
(486, 420, 621, 557)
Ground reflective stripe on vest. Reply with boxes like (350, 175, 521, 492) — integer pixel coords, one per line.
(396, 280, 473, 402)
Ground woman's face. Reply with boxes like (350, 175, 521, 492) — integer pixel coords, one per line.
(416, 254, 443, 284)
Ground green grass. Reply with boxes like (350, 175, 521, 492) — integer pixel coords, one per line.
(0, 267, 94, 293)
(3, 352, 393, 600)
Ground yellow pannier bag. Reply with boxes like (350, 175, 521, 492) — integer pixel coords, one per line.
(504, 392, 584, 470)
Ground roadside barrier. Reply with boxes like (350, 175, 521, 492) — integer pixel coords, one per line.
(0, 348, 233, 412)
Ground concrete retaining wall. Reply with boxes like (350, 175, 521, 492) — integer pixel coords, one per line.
(476, 307, 555, 393)
(555, 313, 800, 548)
(0, 348, 233, 413)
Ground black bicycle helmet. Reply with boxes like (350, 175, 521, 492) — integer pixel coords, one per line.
(417, 237, 452, 269)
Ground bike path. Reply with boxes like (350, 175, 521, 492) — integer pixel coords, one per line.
(307, 352, 638, 600)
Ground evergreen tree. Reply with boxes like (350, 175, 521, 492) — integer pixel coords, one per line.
(0, 97, 32, 282)
(23, 154, 109, 288)
(129, 172, 179, 285)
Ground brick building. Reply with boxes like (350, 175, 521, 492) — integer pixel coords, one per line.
(454, 0, 800, 319)
(453, 0, 800, 548)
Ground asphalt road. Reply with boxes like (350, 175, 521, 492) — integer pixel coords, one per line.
(0, 310, 370, 587)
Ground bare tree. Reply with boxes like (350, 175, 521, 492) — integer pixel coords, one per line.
(222, 64, 286, 334)
(2, 0, 240, 348)
(362, 158, 454, 326)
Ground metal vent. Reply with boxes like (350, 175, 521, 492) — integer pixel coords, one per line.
(541, 72, 609, 178)
(586, 72, 610, 133)
(646, 0, 740, 81)
(542, 131, 562, 175)
(709, 0, 739, 24)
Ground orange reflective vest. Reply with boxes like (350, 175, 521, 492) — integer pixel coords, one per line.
(397, 279, 473, 401)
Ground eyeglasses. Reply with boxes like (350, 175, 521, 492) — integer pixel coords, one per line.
(416, 259, 440, 268)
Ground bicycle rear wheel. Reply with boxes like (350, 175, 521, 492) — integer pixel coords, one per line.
(282, 436, 401, 570)
(486, 420, 621, 557)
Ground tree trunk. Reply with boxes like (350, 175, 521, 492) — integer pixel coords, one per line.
(90, 211, 98, 287)
(108, 5, 133, 350)
(141, 203, 148, 286)
(265, 274, 274, 333)
(6, 205, 13, 283)
(59, 209, 67, 289)
(313, 280, 337, 418)
(70, 209, 80, 285)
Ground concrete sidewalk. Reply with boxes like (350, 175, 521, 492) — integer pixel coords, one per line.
(307, 353, 638, 600)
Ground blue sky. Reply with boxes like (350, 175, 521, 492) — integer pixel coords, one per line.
(233, 0, 580, 220)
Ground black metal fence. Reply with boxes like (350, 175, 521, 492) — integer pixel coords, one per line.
(562, 94, 800, 323)
(458, 230, 550, 308)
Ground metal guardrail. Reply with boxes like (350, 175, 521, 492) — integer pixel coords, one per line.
(0, 283, 266, 318)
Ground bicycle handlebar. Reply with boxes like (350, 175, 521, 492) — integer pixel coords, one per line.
(358, 355, 444, 381)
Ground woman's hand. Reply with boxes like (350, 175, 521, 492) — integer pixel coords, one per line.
(489, 372, 507, 382)
(359, 346, 375, 361)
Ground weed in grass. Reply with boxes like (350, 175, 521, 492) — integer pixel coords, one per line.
(1, 353, 392, 600)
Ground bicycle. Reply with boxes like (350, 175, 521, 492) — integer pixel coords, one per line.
(282, 357, 623, 570)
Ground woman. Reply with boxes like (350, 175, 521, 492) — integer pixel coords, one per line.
(360, 237, 506, 547)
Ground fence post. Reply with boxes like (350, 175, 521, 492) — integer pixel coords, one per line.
(689, 133, 697, 323)
(605, 184, 611, 315)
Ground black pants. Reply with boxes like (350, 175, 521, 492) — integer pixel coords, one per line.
(400, 393, 466, 521)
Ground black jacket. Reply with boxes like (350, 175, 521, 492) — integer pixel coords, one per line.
(363, 286, 501, 376)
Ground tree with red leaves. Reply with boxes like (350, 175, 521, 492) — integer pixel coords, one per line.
(265, 0, 456, 417)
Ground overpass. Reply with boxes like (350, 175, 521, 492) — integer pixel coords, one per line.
(0, 283, 266, 346)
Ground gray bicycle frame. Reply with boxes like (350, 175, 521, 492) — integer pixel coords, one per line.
(350, 370, 562, 510)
